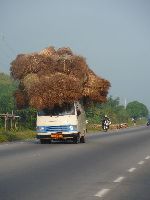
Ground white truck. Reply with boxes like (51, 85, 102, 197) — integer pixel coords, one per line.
(36, 101, 87, 144)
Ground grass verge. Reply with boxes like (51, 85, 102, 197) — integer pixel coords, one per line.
(0, 130, 36, 143)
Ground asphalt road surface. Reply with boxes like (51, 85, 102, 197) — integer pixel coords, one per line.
(0, 126, 150, 200)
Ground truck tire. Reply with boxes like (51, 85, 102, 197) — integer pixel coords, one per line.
(40, 139, 45, 144)
(73, 135, 80, 144)
(48, 139, 52, 144)
(40, 139, 51, 144)
(80, 136, 85, 143)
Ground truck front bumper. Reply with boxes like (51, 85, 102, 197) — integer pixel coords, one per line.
(36, 133, 78, 140)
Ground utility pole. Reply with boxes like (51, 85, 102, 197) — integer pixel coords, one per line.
(124, 98, 127, 109)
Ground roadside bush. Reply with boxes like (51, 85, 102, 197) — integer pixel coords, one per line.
(0, 133, 8, 142)
(0, 130, 36, 143)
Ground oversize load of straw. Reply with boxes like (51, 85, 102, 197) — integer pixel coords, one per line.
(10, 46, 111, 110)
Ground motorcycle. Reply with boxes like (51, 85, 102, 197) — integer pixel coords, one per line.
(146, 121, 150, 126)
(102, 120, 111, 132)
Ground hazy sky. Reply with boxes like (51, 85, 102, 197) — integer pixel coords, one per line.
(0, 0, 150, 109)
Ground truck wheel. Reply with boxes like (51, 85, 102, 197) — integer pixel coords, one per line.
(48, 139, 52, 144)
(73, 135, 80, 144)
(40, 139, 45, 144)
(80, 136, 85, 143)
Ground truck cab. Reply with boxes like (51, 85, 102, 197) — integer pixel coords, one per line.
(36, 101, 86, 144)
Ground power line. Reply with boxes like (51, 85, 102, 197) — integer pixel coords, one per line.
(0, 33, 17, 56)
(0, 33, 17, 70)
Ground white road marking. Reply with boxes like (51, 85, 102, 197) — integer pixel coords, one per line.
(138, 161, 145, 165)
(113, 176, 125, 183)
(145, 156, 150, 160)
(128, 168, 136, 172)
(94, 189, 110, 198)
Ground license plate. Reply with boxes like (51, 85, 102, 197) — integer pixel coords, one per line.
(51, 133, 63, 139)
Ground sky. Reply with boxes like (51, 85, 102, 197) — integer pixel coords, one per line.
(0, 0, 150, 109)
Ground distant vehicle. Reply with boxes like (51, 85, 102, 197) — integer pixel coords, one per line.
(36, 101, 87, 144)
(102, 115, 111, 132)
(146, 119, 150, 126)
(102, 119, 111, 132)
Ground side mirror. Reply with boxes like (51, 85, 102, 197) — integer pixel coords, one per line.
(77, 109, 81, 116)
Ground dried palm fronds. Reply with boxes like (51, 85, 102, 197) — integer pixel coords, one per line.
(23, 73, 40, 91)
(57, 47, 73, 56)
(14, 90, 28, 109)
(83, 69, 110, 102)
(10, 46, 111, 110)
(38, 46, 56, 56)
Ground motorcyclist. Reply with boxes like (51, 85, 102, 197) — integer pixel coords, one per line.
(131, 117, 136, 126)
(102, 115, 111, 131)
(146, 118, 150, 126)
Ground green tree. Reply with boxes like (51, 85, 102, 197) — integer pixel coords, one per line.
(85, 96, 130, 124)
(0, 94, 15, 113)
(0, 73, 17, 128)
(16, 108, 37, 130)
(0, 72, 17, 113)
(126, 101, 149, 119)
(0, 73, 37, 130)
(99, 96, 129, 123)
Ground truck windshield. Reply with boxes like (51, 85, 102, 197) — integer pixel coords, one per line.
(38, 103, 75, 116)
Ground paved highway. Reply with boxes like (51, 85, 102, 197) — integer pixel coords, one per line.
(0, 126, 150, 200)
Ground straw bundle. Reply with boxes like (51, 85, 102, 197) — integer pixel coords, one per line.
(83, 69, 110, 103)
(29, 96, 45, 111)
(23, 73, 40, 91)
(57, 47, 73, 56)
(38, 46, 56, 56)
(10, 46, 111, 110)
(26, 73, 83, 109)
(14, 90, 28, 109)
(10, 54, 54, 80)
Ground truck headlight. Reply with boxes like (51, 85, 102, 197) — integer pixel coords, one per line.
(69, 125, 77, 131)
(37, 126, 45, 132)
